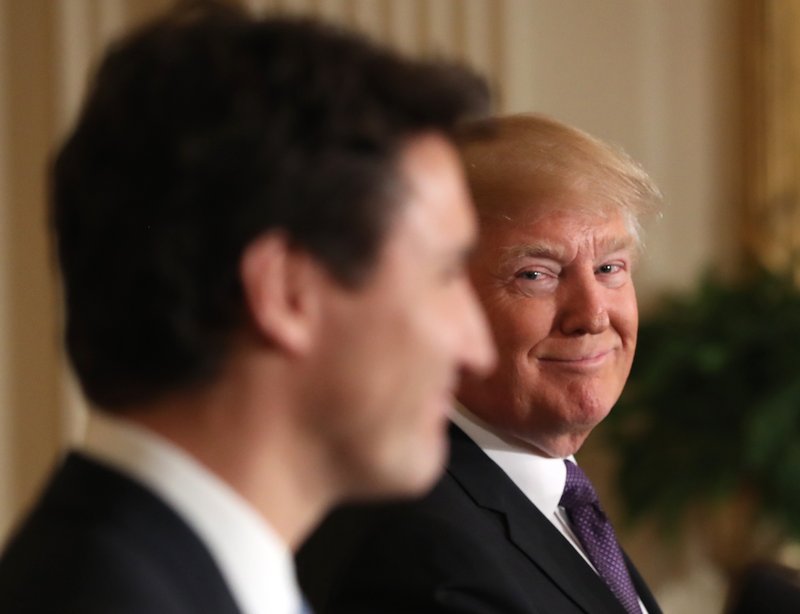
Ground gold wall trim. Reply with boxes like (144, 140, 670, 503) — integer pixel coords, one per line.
(742, 0, 800, 278)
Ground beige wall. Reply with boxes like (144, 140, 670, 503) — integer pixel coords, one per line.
(1, 0, 63, 544)
(0, 1, 741, 611)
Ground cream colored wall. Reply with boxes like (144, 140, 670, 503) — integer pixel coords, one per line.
(507, 0, 742, 303)
(0, 1, 740, 611)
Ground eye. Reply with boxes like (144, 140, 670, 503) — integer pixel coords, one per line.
(596, 261, 631, 288)
(512, 268, 558, 296)
(597, 263, 620, 275)
(517, 270, 544, 281)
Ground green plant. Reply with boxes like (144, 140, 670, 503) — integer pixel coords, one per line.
(605, 269, 800, 541)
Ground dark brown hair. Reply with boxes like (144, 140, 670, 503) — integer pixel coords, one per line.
(52, 1, 489, 408)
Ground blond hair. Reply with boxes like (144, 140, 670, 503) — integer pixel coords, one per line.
(457, 113, 662, 245)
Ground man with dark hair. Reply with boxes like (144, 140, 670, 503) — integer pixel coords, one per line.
(0, 2, 495, 612)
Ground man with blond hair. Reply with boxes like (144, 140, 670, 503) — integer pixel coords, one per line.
(299, 114, 664, 614)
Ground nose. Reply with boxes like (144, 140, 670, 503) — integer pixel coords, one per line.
(558, 273, 610, 336)
(458, 281, 497, 377)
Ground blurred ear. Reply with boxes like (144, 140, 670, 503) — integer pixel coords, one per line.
(240, 232, 324, 356)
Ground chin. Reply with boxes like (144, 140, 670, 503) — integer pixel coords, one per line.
(522, 418, 595, 458)
(389, 438, 448, 496)
(537, 432, 592, 458)
(570, 387, 618, 426)
(347, 467, 440, 503)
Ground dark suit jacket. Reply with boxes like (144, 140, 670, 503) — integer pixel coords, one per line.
(298, 424, 661, 614)
(0, 452, 242, 613)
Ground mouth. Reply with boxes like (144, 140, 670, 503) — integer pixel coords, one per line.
(539, 348, 613, 369)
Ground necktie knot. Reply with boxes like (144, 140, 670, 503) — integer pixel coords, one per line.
(560, 459, 600, 509)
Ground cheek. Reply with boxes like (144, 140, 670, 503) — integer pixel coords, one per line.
(406, 283, 471, 372)
(373, 297, 452, 423)
(479, 302, 552, 406)
(489, 300, 552, 356)
(614, 289, 639, 343)
(593, 348, 634, 412)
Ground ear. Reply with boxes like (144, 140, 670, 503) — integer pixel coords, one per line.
(239, 232, 323, 356)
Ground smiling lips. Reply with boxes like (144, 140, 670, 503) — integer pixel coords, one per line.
(538, 348, 614, 367)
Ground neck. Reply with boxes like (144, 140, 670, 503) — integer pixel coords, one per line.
(125, 356, 340, 550)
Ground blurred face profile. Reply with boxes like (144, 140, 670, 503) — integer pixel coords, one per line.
(458, 195, 639, 458)
(311, 133, 496, 498)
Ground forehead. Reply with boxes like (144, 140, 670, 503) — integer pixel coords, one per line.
(475, 176, 626, 224)
(379, 132, 475, 258)
(478, 206, 635, 263)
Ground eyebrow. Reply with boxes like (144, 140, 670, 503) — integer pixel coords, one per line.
(500, 234, 636, 265)
(503, 242, 567, 263)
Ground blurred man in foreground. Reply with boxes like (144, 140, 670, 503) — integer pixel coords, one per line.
(0, 3, 495, 612)
(299, 114, 663, 614)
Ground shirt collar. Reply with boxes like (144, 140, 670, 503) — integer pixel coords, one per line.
(81, 411, 302, 614)
(450, 407, 651, 614)
(450, 404, 571, 518)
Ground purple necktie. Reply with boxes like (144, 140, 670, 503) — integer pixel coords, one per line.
(560, 459, 642, 614)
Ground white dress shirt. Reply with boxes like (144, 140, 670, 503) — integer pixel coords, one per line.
(450, 406, 649, 614)
(81, 411, 303, 614)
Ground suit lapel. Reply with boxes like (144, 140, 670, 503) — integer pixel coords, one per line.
(446, 424, 629, 614)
